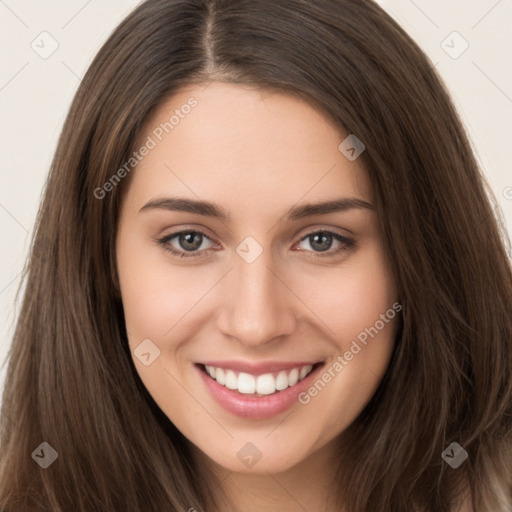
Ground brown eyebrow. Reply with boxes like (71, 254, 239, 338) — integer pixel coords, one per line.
(284, 197, 373, 221)
(139, 196, 373, 221)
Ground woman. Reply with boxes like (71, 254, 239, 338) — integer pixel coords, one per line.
(1, 0, 511, 510)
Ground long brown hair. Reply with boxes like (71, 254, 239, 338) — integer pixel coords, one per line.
(1, 0, 511, 510)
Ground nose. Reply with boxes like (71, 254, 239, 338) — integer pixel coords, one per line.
(216, 251, 297, 347)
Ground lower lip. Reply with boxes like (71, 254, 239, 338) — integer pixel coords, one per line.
(197, 363, 323, 420)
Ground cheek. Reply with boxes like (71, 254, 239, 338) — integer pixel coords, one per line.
(292, 246, 398, 429)
(293, 244, 397, 344)
(116, 239, 207, 419)
(116, 231, 214, 346)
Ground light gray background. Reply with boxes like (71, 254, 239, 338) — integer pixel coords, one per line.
(1, 0, 512, 398)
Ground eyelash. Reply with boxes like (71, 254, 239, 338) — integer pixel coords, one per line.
(155, 229, 356, 260)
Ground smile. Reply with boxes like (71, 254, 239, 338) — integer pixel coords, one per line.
(203, 363, 315, 396)
(197, 361, 324, 419)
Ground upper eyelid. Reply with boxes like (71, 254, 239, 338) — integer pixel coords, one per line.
(161, 229, 216, 244)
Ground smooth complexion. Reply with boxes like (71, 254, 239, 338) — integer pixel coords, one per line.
(116, 82, 399, 511)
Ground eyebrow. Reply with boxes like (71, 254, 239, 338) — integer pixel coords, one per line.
(139, 196, 373, 221)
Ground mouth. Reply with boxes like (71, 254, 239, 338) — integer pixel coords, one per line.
(196, 360, 325, 419)
(199, 362, 321, 396)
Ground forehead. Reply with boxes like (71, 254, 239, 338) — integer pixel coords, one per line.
(125, 82, 372, 217)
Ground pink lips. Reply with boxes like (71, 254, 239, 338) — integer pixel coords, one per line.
(196, 361, 323, 420)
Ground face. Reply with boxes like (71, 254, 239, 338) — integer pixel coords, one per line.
(116, 81, 399, 475)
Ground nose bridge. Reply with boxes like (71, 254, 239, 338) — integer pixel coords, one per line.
(217, 249, 296, 345)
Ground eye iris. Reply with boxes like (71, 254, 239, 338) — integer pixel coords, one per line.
(310, 233, 332, 252)
(179, 232, 203, 251)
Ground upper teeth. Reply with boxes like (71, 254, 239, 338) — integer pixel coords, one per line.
(204, 364, 314, 395)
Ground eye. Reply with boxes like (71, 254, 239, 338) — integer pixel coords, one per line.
(294, 230, 355, 258)
(156, 230, 218, 259)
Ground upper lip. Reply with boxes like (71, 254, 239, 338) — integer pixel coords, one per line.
(198, 360, 322, 375)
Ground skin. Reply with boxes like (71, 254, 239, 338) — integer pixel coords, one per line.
(116, 81, 399, 512)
